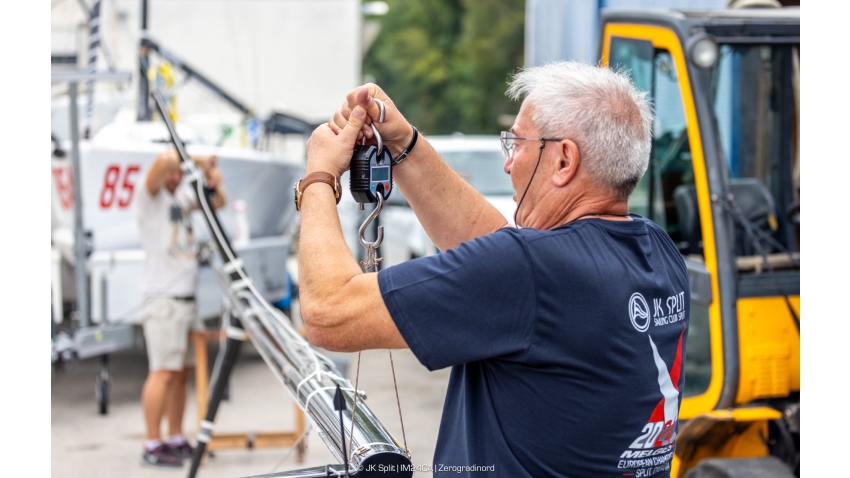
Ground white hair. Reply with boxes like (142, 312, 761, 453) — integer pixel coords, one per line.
(507, 61, 653, 200)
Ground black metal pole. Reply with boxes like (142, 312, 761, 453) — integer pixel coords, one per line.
(187, 314, 244, 478)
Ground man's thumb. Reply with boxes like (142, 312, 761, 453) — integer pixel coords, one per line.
(342, 106, 367, 139)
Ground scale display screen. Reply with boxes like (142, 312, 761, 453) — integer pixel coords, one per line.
(371, 167, 389, 182)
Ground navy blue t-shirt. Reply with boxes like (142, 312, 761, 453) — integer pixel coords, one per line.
(378, 215, 690, 477)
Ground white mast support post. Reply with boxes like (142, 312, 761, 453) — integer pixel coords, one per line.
(68, 82, 89, 327)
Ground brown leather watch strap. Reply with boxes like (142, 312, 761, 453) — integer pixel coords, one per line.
(294, 172, 340, 211)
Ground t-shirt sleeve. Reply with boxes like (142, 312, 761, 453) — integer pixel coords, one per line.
(378, 228, 537, 371)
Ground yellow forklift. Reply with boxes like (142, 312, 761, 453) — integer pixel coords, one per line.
(599, 6, 800, 477)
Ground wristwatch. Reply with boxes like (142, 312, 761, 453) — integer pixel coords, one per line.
(294, 172, 341, 212)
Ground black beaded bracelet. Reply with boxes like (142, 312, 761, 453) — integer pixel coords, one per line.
(391, 126, 418, 166)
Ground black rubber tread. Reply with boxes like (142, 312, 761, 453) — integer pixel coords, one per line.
(683, 456, 795, 478)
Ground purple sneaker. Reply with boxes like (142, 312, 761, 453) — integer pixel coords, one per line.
(169, 440, 195, 460)
(142, 444, 183, 467)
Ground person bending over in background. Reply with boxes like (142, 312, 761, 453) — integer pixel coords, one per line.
(137, 148, 225, 467)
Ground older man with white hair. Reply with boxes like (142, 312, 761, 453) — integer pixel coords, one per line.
(296, 61, 690, 477)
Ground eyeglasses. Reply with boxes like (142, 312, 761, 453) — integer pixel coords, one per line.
(500, 131, 564, 160)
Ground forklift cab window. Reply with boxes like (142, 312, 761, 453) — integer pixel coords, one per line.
(648, 50, 695, 248)
(609, 36, 654, 94)
(710, 44, 800, 267)
(612, 40, 698, 257)
(610, 37, 653, 218)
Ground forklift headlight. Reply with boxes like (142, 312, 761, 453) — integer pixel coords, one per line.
(688, 34, 719, 69)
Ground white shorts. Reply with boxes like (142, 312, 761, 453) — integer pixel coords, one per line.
(142, 297, 203, 371)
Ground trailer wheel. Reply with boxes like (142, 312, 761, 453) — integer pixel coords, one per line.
(95, 355, 111, 415)
(683, 456, 795, 478)
(95, 374, 110, 415)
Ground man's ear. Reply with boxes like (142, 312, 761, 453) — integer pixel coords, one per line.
(552, 139, 580, 187)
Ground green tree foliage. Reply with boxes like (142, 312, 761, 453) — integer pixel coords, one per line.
(363, 0, 524, 135)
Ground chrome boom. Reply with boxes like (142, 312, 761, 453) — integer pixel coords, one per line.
(216, 266, 413, 477)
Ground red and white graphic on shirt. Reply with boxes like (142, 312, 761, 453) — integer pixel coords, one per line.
(620, 323, 686, 463)
(644, 323, 685, 447)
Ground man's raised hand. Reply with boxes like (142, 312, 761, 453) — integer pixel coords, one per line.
(328, 84, 414, 157)
(307, 105, 368, 178)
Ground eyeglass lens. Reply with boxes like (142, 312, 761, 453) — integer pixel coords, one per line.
(500, 131, 514, 159)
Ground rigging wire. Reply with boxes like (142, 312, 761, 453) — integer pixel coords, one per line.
(388, 350, 408, 454)
(270, 423, 312, 473)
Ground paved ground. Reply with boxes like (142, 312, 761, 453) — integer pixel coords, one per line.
(51, 317, 451, 478)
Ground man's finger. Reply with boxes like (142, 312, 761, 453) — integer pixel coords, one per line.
(355, 88, 371, 107)
(356, 89, 385, 124)
(331, 106, 347, 129)
(341, 106, 367, 141)
(348, 84, 378, 108)
(330, 110, 347, 134)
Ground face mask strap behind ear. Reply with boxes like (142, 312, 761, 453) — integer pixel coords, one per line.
(513, 140, 546, 229)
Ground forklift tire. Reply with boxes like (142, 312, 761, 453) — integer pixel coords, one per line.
(683, 456, 795, 478)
